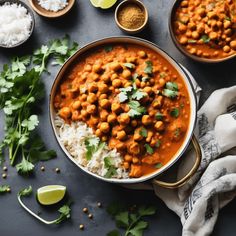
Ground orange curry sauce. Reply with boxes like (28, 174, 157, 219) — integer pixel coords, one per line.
(54, 44, 191, 178)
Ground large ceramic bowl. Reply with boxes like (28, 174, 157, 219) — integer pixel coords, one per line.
(49, 37, 201, 188)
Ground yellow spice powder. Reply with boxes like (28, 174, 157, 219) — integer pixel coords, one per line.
(118, 4, 145, 29)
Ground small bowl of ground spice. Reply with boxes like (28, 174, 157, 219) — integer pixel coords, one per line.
(115, 0, 148, 34)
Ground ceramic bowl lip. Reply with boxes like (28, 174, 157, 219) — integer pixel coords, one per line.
(115, 0, 148, 34)
(0, 0, 35, 48)
(29, 0, 75, 18)
(49, 36, 197, 184)
(168, 0, 236, 63)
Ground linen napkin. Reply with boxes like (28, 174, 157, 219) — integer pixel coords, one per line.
(154, 84, 236, 236)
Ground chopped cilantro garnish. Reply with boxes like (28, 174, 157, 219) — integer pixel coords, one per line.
(123, 63, 135, 69)
(166, 82, 178, 91)
(155, 112, 163, 120)
(104, 45, 113, 52)
(139, 127, 148, 138)
(128, 101, 146, 118)
(155, 163, 163, 168)
(174, 128, 181, 138)
(144, 61, 153, 74)
(155, 140, 161, 148)
(131, 90, 147, 100)
(142, 76, 150, 82)
(163, 89, 178, 98)
(170, 108, 179, 118)
(201, 35, 211, 43)
(84, 137, 103, 160)
(160, 72, 166, 78)
(144, 144, 154, 155)
(187, 39, 197, 44)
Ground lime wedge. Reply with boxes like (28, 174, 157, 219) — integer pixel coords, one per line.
(90, 0, 117, 9)
(37, 185, 66, 205)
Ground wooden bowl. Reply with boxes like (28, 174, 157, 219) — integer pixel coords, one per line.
(169, 0, 236, 63)
(29, 0, 75, 18)
(115, 0, 148, 34)
(0, 0, 35, 48)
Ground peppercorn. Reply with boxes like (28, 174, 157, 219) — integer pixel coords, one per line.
(83, 208, 88, 213)
(41, 166, 45, 171)
(88, 213, 93, 219)
(2, 173, 7, 179)
(55, 168, 60, 173)
(3, 166, 7, 171)
(79, 224, 84, 230)
(97, 202, 102, 208)
(7, 187, 11, 193)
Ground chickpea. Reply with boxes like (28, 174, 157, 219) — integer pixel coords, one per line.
(154, 121, 165, 131)
(128, 142, 140, 155)
(196, 8, 205, 17)
(142, 115, 152, 126)
(192, 31, 200, 39)
(146, 131, 154, 142)
(138, 50, 147, 58)
(203, 52, 210, 58)
(98, 83, 109, 93)
(180, 0, 188, 7)
(179, 36, 188, 45)
(81, 109, 89, 118)
(131, 120, 138, 127)
(213, 51, 219, 57)
(87, 93, 97, 104)
(189, 48, 197, 55)
(179, 24, 187, 33)
(124, 82, 132, 87)
(91, 73, 99, 81)
(102, 136, 108, 142)
(71, 110, 79, 121)
(87, 104, 96, 114)
(159, 78, 166, 87)
(88, 83, 98, 93)
(72, 100, 81, 110)
(126, 57, 137, 64)
(225, 29, 232, 36)
(133, 129, 143, 141)
(140, 81, 146, 88)
(207, 11, 217, 19)
(107, 113, 117, 124)
(122, 69, 131, 79)
(101, 74, 110, 83)
(81, 101, 88, 108)
(124, 154, 132, 162)
(100, 110, 109, 121)
(81, 93, 87, 101)
(116, 130, 126, 140)
(230, 40, 236, 50)
(223, 45, 231, 53)
(123, 162, 130, 169)
(111, 102, 122, 114)
(217, 21, 222, 28)
(187, 22, 196, 30)
(100, 122, 110, 133)
(196, 50, 203, 56)
(111, 73, 118, 81)
(84, 64, 92, 72)
(112, 79, 122, 88)
(143, 86, 153, 95)
(118, 113, 130, 125)
(116, 142, 126, 152)
(110, 62, 122, 71)
(224, 20, 231, 29)
(100, 99, 111, 109)
(150, 137, 157, 147)
(93, 64, 102, 73)
(132, 157, 139, 164)
(209, 32, 218, 40)
(59, 107, 71, 119)
(95, 129, 102, 137)
(90, 116, 99, 126)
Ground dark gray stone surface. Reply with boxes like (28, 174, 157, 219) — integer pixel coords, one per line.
(0, 0, 235, 235)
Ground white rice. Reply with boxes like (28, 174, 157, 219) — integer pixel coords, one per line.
(55, 116, 129, 179)
(38, 0, 68, 12)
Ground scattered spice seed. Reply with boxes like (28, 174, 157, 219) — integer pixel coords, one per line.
(2, 173, 7, 179)
(79, 224, 84, 230)
(40, 166, 45, 171)
(97, 202, 102, 208)
(7, 187, 11, 193)
(88, 213, 93, 219)
(83, 207, 88, 213)
(55, 168, 60, 173)
(3, 166, 7, 171)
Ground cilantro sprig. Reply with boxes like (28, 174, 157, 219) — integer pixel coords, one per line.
(84, 137, 105, 160)
(17, 186, 71, 225)
(107, 203, 157, 236)
(128, 101, 146, 118)
(162, 82, 179, 99)
(104, 156, 118, 178)
(144, 61, 153, 75)
(0, 36, 77, 172)
(0, 185, 10, 194)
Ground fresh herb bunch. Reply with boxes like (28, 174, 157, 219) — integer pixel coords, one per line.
(107, 203, 157, 236)
(0, 36, 79, 174)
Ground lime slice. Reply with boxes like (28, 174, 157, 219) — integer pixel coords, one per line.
(90, 0, 117, 9)
(37, 185, 66, 205)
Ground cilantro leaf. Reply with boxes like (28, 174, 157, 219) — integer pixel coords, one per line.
(123, 63, 135, 69)
(139, 127, 148, 138)
(155, 112, 163, 120)
(162, 89, 178, 99)
(155, 140, 161, 148)
(141, 76, 150, 82)
(131, 90, 147, 100)
(118, 92, 129, 103)
(54, 204, 71, 224)
(155, 163, 163, 168)
(144, 144, 154, 155)
(84, 137, 102, 160)
(105, 166, 117, 178)
(160, 72, 166, 78)
(170, 108, 179, 118)
(166, 82, 178, 91)
(128, 221, 148, 236)
(21, 115, 39, 131)
(104, 45, 113, 52)
(144, 61, 153, 74)
(187, 39, 197, 44)
(138, 206, 157, 216)
(0, 185, 10, 194)
(16, 157, 34, 175)
(115, 211, 129, 228)
(128, 101, 146, 118)
(201, 35, 211, 43)
(18, 186, 33, 197)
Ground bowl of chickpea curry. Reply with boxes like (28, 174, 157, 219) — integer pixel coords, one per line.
(170, 0, 236, 62)
(50, 37, 201, 188)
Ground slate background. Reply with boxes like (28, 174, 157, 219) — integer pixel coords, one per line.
(0, 0, 236, 235)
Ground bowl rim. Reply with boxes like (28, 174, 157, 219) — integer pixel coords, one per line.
(115, 0, 149, 33)
(0, 0, 35, 48)
(28, 0, 75, 18)
(168, 0, 236, 63)
(49, 36, 197, 184)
